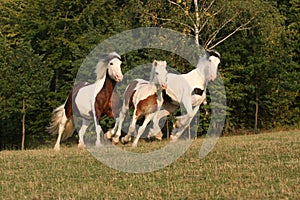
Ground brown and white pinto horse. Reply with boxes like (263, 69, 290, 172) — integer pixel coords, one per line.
(47, 52, 123, 151)
(106, 60, 168, 147)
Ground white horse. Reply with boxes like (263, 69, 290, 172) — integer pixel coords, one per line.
(47, 52, 123, 150)
(148, 50, 221, 142)
(106, 60, 168, 147)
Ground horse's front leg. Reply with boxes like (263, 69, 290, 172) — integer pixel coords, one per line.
(170, 90, 194, 142)
(148, 109, 169, 138)
(111, 104, 129, 144)
(132, 113, 154, 148)
(94, 121, 103, 147)
(121, 111, 138, 144)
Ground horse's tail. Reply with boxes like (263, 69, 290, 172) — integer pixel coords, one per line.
(46, 104, 75, 141)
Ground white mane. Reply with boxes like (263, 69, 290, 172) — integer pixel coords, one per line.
(94, 52, 121, 80)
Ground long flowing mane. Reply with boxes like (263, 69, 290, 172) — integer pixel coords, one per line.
(95, 52, 121, 80)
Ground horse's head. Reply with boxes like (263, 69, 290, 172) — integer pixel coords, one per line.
(200, 49, 221, 81)
(152, 60, 168, 90)
(106, 52, 123, 82)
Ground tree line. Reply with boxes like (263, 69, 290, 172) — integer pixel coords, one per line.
(0, 0, 299, 149)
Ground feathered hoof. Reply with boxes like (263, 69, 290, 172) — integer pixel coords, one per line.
(105, 130, 114, 139)
(121, 136, 131, 144)
(155, 132, 163, 141)
(95, 140, 102, 148)
(78, 142, 85, 149)
(53, 144, 60, 151)
(112, 136, 119, 145)
(132, 142, 137, 148)
(170, 135, 178, 143)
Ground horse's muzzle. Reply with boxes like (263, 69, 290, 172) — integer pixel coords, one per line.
(161, 83, 167, 90)
(115, 74, 123, 82)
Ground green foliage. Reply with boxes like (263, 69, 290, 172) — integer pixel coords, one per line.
(0, 0, 299, 149)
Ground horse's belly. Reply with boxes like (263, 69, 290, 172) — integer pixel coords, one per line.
(74, 86, 94, 119)
(136, 94, 158, 118)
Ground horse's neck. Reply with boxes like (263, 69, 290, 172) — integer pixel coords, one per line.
(195, 66, 208, 86)
(149, 68, 160, 89)
(103, 72, 116, 92)
(149, 67, 155, 83)
(185, 68, 207, 88)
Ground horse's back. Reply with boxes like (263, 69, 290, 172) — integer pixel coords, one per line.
(133, 84, 157, 106)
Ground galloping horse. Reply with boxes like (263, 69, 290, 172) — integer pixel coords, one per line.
(47, 52, 123, 150)
(148, 50, 221, 142)
(106, 60, 168, 147)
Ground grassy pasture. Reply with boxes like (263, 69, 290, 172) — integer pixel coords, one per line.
(1, 130, 299, 199)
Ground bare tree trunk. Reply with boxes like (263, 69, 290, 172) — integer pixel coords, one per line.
(193, 0, 200, 46)
(22, 99, 26, 150)
(254, 83, 258, 132)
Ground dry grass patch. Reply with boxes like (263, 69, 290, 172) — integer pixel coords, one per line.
(0, 130, 299, 199)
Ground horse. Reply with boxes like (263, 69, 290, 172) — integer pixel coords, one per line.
(105, 60, 168, 148)
(47, 52, 123, 151)
(148, 50, 221, 142)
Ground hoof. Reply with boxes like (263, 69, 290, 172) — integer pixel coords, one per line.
(170, 135, 178, 143)
(120, 137, 126, 144)
(112, 136, 119, 145)
(53, 145, 60, 151)
(121, 136, 131, 144)
(95, 140, 102, 148)
(132, 142, 137, 148)
(78, 142, 85, 149)
(105, 130, 113, 139)
(155, 132, 163, 141)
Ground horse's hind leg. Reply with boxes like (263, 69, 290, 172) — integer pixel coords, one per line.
(54, 114, 68, 151)
(148, 109, 169, 138)
(105, 117, 119, 139)
(95, 122, 103, 147)
(171, 105, 200, 142)
(78, 119, 89, 149)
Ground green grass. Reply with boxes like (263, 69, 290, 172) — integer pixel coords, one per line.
(1, 130, 299, 199)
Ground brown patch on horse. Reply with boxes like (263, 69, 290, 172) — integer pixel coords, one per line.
(64, 82, 90, 119)
(135, 93, 158, 118)
(106, 91, 120, 118)
(94, 72, 118, 120)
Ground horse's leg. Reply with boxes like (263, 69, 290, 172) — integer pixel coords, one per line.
(170, 90, 194, 142)
(132, 113, 153, 148)
(106, 117, 119, 139)
(148, 109, 170, 138)
(111, 103, 129, 144)
(78, 119, 90, 149)
(54, 113, 68, 151)
(121, 110, 138, 144)
(171, 94, 206, 142)
(95, 121, 103, 147)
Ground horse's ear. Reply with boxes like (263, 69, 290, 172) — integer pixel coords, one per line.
(153, 60, 158, 67)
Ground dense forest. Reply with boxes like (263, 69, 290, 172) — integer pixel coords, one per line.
(0, 0, 299, 149)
